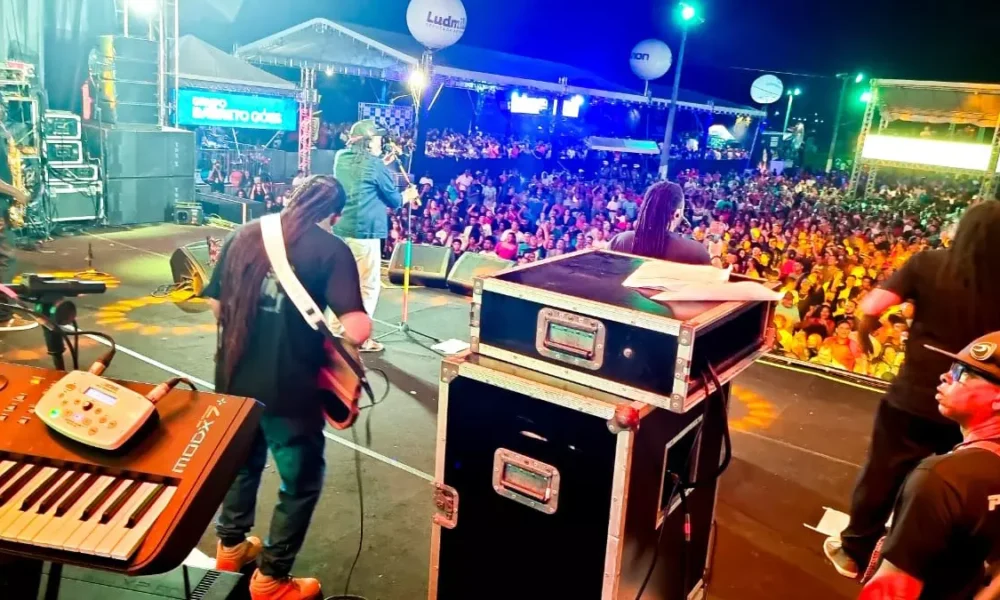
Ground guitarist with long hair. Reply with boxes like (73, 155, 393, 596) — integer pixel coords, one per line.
(202, 175, 372, 600)
(0, 100, 36, 332)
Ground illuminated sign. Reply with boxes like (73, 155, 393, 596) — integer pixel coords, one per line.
(510, 92, 549, 115)
(176, 89, 297, 131)
(861, 134, 1000, 173)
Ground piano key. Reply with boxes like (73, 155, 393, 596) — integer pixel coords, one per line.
(0, 461, 24, 491)
(21, 469, 65, 511)
(126, 484, 166, 529)
(18, 474, 90, 545)
(63, 479, 135, 552)
(1, 471, 74, 541)
(55, 473, 99, 517)
(0, 465, 43, 506)
(38, 471, 84, 514)
(0, 467, 57, 533)
(87, 482, 158, 557)
(34, 475, 114, 549)
(80, 477, 125, 521)
(111, 486, 176, 561)
(100, 480, 142, 524)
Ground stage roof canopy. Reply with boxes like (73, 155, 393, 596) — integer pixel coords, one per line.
(873, 79, 1000, 128)
(235, 18, 764, 117)
(179, 35, 297, 95)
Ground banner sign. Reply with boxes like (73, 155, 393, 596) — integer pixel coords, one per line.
(177, 89, 298, 131)
(358, 102, 414, 133)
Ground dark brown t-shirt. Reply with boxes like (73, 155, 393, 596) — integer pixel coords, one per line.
(609, 231, 712, 266)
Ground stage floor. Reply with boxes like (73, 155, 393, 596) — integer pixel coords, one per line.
(0, 224, 879, 599)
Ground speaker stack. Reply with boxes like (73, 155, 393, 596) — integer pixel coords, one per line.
(91, 35, 159, 126)
(44, 110, 103, 224)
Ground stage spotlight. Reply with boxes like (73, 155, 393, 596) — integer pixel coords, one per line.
(860, 91, 872, 103)
(679, 3, 697, 21)
(408, 68, 427, 92)
(855, 73, 865, 83)
(128, 0, 159, 18)
(325, 66, 334, 76)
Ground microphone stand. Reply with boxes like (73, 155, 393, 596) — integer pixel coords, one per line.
(374, 147, 441, 348)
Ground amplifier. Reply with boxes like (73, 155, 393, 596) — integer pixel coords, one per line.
(174, 201, 204, 225)
(49, 163, 98, 183)
(431, 354, 723, 600)
(48, 184, 102, 222)
(42, 110, 82, 139)
(472, 250, 775, 413)
(43, 140, 83, 165)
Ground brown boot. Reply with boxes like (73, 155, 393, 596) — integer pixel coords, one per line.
(248, 569, 322, 600)
(215, 536, 262, 572)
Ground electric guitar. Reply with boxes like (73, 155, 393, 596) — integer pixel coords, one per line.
(318, 337, 363, 430)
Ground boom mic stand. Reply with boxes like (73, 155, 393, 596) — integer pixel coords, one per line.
(374, 150, 442, 348)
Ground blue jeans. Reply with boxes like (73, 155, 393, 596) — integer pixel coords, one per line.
(215, 414, 326, 577)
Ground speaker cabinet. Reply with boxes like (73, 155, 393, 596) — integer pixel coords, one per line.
(105, 175, 195, 226)
(446, 253, 514, 295)
(169, 239, 218, 297)
(84, 125, 195, 178)
(387, 243, 453, 288)
(49, 185, 102, 223)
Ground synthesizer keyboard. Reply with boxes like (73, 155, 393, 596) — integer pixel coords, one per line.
(0, 362, 262, 575)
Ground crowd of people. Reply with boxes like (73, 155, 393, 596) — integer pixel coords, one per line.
(383, 165, 978, 383)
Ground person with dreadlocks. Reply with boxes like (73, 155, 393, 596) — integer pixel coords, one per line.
(202, 175, 372, 600)
(332, 119, 419, 353)
(825, 200, 1000, 583)
(608, 180, 710, 265)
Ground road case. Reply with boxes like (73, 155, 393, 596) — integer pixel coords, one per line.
(471, 249, 774, 413)
(429, 354, 727, 600)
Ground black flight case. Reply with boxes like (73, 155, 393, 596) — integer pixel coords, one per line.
(429, 250, 776, 600)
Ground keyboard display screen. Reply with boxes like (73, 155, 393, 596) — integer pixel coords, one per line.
(84, 387, 117, 406)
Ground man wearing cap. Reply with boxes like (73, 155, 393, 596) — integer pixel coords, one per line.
(332, 119, 418, 352)
(855, 333, 1000, 600)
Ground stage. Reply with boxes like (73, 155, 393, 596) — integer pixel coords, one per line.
(0, 223, 877, 599)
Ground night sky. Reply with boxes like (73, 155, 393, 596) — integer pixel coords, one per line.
(186, 0, 1000, 122)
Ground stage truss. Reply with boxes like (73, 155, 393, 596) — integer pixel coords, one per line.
(847, 79, 1000, 199)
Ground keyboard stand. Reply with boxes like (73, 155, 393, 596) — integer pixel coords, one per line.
(0, 554, 45, 598)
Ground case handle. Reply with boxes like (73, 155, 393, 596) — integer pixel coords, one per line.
(492, 448, 561, 515)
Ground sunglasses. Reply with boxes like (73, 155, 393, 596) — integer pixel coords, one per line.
(949, 363, 999, 386)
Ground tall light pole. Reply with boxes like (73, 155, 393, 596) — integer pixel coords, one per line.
(658, 2, 699, 180)
(781, 87, 801, 133)
(826, 73, 864, 173)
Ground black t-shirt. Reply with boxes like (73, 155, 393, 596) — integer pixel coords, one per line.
(202, 223, 365, 417)
(881, 250, 1000, 422)
(881, 447, 1000, 599)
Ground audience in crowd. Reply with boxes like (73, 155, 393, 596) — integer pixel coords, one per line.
(381, 165, 977, 383)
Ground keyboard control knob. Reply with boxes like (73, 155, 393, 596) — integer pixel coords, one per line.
(82, 401, 94, 411)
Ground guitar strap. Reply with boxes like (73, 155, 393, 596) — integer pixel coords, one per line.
(259, 213, 373, 401)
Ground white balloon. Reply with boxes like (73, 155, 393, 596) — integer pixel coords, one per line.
(406, 0, 467, 50)
(629, 39, 672, 81)
(750, 74, 784, 105)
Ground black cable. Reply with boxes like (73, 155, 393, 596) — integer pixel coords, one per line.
(634, 367, 733, 600)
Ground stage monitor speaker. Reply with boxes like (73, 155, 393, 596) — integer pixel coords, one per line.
(169, 238, 218, 298)
(388, 243, 453, 288)
(105, 175, 195, 226)
(446, 253, 515, 295)
(40, 562, 241, 599)
(84, 125, 195, 178)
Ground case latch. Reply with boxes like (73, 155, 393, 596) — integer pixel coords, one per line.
(432, 483, 459, 529)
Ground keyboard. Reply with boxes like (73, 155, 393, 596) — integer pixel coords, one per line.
(0, 362, 262, 575)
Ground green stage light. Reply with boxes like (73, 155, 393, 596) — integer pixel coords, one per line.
(860, 91, 872, 103)
(855, 73, 865, 83)
(680, 3, 697, 21)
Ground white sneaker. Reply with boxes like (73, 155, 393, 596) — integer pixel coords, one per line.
(359, 339, 384, 353)
(0, 314, 39, 332)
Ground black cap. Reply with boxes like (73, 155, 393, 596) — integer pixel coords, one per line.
(926, 331, 1000, 383)
(348, 119, 387, 140)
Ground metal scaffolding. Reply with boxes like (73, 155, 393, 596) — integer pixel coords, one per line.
(847, 79, 1000, 199)
(297, 68, 317, 175)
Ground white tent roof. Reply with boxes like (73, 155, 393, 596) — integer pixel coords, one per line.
(179, 35, 296, 94)
(235, 18, 764, 117)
